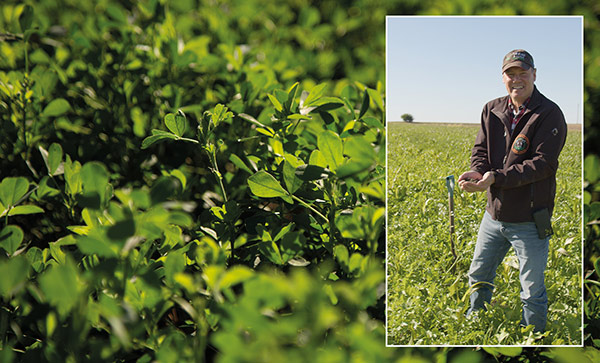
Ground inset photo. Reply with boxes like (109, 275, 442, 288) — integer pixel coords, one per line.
(386, 16, 583, 346)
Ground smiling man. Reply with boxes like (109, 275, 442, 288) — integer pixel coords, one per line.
(457, 49, 567, 333)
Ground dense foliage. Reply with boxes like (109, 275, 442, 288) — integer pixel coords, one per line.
(0, 0, 599, 362)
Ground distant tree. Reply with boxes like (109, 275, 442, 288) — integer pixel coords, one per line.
(401, 113, 414, 123)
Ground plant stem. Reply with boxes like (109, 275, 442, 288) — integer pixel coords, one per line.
(291, 195, 328, 223)
(206, 147, 228, 203)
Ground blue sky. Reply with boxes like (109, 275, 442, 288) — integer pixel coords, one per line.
(386, 16, 583, 124)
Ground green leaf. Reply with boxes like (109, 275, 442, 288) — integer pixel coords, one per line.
(295, 164, 330, 181)
(77, 233, 118, 257)
(317, 130, 344, 172)
(258, 240, 283, 265)
(367, 88, 383, 112)
(48, 143, 63, 175)
(280, 232, 304, 263)
(334, 244, 349, 270)
(229, 154, 253, 174)
(302, 83, 328, 107)
(359, 90, 370, 118)
(39, 258, 82, 317)
(267, 94, 283, 112)
(308, 149, 327, 168)
(0, 255, 30, 296)
(0, 225, 24, 255)
(283, 154, 304, 194)
(164, 113, 186, 137)
(0, 177, 29, 208)
(19, 5, 34, 32)
(585, 155, 600, 183)
(164, 249, 186, 284)
(141, 130, 178, 149)
(41, 98, 71, 118)
(220, 265, 254, 289)
(81, 161, 109, 193)
(7, 205, 44, 216)
(344, 136, 376, 161)
(248, 171, 291, 202)
(284, 82, 299, 112)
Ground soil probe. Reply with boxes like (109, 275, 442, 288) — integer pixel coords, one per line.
(445, 175, 457, 260)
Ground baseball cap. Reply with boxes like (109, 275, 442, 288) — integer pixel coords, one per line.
(502, 49, 535, 72)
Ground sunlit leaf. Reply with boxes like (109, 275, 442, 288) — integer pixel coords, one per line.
(41, 98, 71, 118)
(318, 130, 344, 172)
(164, 113, 186, 137)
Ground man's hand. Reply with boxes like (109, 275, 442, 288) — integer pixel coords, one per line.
(458, 171, 495, 192)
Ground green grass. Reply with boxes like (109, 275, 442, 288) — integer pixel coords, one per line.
(387, 122, 582, 346)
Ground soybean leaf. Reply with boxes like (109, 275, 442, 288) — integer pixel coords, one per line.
(308, 150, 328, 168)
(317, 130, 344, 172)
(220, 265, 254, 289)
(295, 165, 330, 181)
(0, 255, 30, 296)
(281, 232, 304, 263)
(0, 225, 24, 255)
(344, 136, 376, 161)
(258, 240, 283, 265)
(0, 177, 29, 208)
(283, 154, 304, 194)
(19, 5, 34, 32)
(359, 89, 370, 118)
(164, 249, 186, 284)
(302, 83, 328, 107)
(141, 130, 178, 149)
(81, 162, 109, 193)
(267, 94, 283, 112)
(248, 171, 291, 203)
(164, 113, 186, 137)
(48, 143, 63, 176)
(41, 98, 71, 118)
(284, 82, 299, 112)
(229, 154, 253, 174)
(7, 205, 44, 216)
(367, 88, 383, 112)
(39, 258, 83, 317)
(77, 234, 117, 258)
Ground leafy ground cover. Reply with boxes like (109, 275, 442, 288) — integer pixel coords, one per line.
(387, 123, 582, 346)
(0, 0, 599, 362)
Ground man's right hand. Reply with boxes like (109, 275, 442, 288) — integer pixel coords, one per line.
(458, 171, 483, 192)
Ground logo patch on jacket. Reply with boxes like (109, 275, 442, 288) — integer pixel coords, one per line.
(511, 134, 529, 154)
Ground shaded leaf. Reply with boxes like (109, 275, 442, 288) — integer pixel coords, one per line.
(359, 90, 370, 118)
(0, 225, 24, 255)
(19, 5, 34, 32)
(283, 154, 304, 194)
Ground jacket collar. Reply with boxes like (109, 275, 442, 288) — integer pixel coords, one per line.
(492, 86, 542, 131)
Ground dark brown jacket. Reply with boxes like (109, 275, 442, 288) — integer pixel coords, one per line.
(471, 86, 567, 223)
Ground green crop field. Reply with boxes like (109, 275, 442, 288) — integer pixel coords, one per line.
(387, 122, 582, 346)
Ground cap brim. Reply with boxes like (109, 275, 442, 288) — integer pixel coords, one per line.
(502, 61, 532, 73)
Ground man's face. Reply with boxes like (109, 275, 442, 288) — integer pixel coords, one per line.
(502, 66, 536, 102)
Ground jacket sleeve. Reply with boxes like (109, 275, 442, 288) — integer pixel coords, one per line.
(470, 105, 492, 174)
(493, 105, 567, 189)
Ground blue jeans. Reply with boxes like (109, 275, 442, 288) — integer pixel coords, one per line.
(467, 211, 549, 332)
